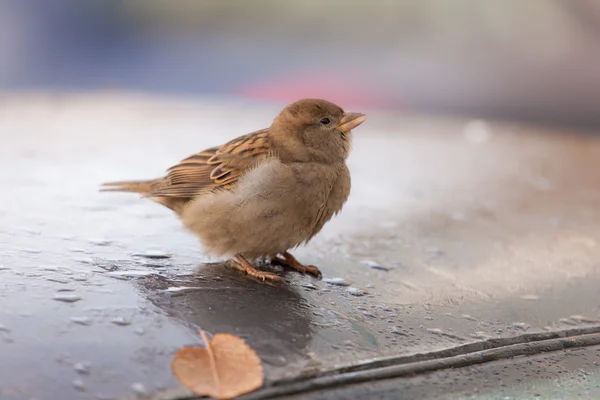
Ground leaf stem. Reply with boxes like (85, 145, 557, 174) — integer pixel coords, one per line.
(200, 330, 221, 396)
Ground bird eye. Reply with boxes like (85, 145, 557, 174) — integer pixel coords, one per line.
(320, 117, 331, 125)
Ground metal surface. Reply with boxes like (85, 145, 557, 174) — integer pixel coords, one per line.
(1, 93, 600, 399)
(274, 344, 600, 400)
(245, 329, 600, 399)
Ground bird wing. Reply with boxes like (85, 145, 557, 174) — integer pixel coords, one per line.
(149, 128, 273, 199)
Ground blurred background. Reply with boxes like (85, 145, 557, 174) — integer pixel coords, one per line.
(1, 0, 600, 128)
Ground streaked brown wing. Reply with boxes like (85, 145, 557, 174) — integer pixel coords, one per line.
(150, 129, 272, 198)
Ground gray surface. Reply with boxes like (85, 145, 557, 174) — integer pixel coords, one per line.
(277, 344, 600, 400)
(1, 93, 600, 399)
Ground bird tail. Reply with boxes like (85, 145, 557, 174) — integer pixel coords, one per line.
(100, 179, 160, 196)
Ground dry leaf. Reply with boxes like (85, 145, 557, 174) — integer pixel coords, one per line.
(171, 330, 264, 400)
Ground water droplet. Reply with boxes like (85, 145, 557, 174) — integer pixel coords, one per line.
(111, 317, 131, 326)
(347, 287, 367, 296)
(262, 354, 288, 367)
(134, 327, 145, 335)
(70, 316, 92, 326)
(470, 331, 491, 340)
(361, 260, 390, 271)
(569, 315, 599, 323)
(391, 326, 409, 336)
(88, 238, 112, 246)
(107, 270, 155, 278)
(21, 248, 42, 254)
(53, 294, 82, 303)
(461, 314, 477, 322)
(74, 361, 92, 375)
(301, 283, 319, 290)
(426, 328, 466, 340)
(131, 382, 148, 396)
(73, 257, 94, 265)
(132, 250, 171, 259)
(509, 322, 530, 331)
(67, 248, 87, 253)
(47, 277, 70, 284)
(323, 277, 352, 286)
(162, 286, 201, 294)
(559, 318, 578, 325)
(72, 379, 86, 391)
(0, 265, 11, 271)
(0, 324, 11, 333)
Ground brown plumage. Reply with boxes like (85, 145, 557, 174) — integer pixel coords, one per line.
(102, 98, 367, 282)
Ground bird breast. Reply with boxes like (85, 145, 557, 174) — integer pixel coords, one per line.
(181, 158, 350, 259)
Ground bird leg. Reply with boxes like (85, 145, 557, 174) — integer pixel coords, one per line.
(231, 254, 284, 283)
(274, 251, 322, 279)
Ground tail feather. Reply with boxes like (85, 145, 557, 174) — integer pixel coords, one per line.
(100, 179, 159, 195)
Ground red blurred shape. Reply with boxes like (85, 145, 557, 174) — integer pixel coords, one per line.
(237, 72, 394, 110)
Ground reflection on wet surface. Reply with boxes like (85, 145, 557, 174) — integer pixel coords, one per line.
(1, 94, 600, 399)
(139, 264, 315, 373)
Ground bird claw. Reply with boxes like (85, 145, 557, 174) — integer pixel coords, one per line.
(230, 256, 284, 283)
(274, 252, 323, 279)
(304, 265, 323, 279)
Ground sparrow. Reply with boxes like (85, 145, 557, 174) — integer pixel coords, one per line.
(101, 98, 367, 283)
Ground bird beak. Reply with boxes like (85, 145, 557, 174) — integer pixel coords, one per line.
(337, 112, 367, 133)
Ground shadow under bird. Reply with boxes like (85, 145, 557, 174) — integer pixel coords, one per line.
(101, 98, 367, 282)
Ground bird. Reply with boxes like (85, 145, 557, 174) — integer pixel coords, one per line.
(101, 98, 367, 283)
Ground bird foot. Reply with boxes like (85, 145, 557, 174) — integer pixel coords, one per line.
(231, 255, 284, 283)
(274, 252, 322, 279)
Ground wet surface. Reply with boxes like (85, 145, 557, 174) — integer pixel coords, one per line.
(278, 344, 600, 400)
(1, 93, 600, 399)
